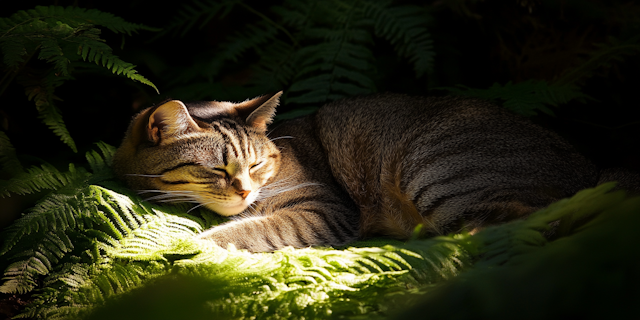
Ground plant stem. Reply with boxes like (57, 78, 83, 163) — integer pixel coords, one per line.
(237, 2, 298, 47)
(0, 46, 40, 98)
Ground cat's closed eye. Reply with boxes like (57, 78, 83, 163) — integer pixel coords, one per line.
(250, 161, 264, 172)
(212, 168, 228, 177)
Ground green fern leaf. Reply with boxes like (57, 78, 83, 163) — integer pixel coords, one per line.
(555, 36, 640, 86)
(250, 39, 297, 92)
(85, 141, 115, 176)
(0, 38, 28, 69)
(401, 184, 640, 319)
(76, 41, 158, 93)
(0, 131, 23, 174)
(364, 1, 435, 77)
(442, 80, 590, 116)
(0, 162, 86, 198)
(272, 1, 319, 28)
(37, 103, 78, 152)
(1, 5, 159, 152)
(158, 0, 236, 38)
(14, 65, 77, 151)
(167, 19, 279, 88)
(54, 6, 160, 35)
(289, 25, 376, 105)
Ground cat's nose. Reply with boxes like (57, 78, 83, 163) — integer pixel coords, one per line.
(237, 190, 251, 199)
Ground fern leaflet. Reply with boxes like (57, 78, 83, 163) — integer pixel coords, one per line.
(442, 80, 590, 116)
(0, 6, 159, 151)
(364, 0, 434, 77)
(164, 0, 435, 110)
(0, 131, 23, 174)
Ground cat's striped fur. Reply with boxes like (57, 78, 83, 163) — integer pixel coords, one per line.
(112, 92, 600, 252)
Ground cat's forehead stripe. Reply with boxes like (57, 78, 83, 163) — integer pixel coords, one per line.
(212, 123, 239, 158)
(220, 119, 251, 159)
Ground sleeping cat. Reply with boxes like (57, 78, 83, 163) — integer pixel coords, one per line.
(112, 92, 600, 252)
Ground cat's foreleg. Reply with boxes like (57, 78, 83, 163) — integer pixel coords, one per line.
(196, 203, 359, 252)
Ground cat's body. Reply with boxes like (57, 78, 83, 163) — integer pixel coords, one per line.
(112, 92, 599, 252)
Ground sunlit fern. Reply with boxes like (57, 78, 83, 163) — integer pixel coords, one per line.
(1, 136, 637, 319)
(0, 141, 470, 319)
(0, 5, 159, 152)
(400, 183, 640, 319)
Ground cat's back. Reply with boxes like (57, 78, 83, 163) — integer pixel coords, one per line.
(312, 94, 598, 237)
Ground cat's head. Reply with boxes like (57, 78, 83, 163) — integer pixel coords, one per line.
(112, 92, 283, 216)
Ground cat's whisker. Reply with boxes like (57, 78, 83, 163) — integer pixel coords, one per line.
(187, 201, 214, 213)
(137, 189, 196, 196)
(142, 191, 200, 202)
(259, 182, 323, 201)
(265, 123, 287, 138)
(268, 136, 294, 142)
(126, 174, 164, 178)
(157, 199, 200, 203)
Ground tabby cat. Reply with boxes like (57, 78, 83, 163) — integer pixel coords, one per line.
(112, 92, 600, 252)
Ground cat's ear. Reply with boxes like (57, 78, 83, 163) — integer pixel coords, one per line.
(147, 100, 200, 144)
(234, 91, 282, 131)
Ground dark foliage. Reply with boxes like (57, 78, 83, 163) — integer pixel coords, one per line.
(1, 0, 639, 319)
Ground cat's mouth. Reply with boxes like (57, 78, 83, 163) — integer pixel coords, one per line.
(205, 192, 258, 216)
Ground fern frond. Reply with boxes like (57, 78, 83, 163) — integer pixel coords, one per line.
(287, 2, 377, 105)
(157, 0, 237, 38)
(1, 6, 159, 152)
(473, 183, 621, 268)
(0, 139, 206, 299)
(272, 0, 320, 29)
(442, 80, 590, 116)
(0, 162, 86, 198)
(0, 183, 204, 296)
(0, 131, 23, 174)
(48, 6, 160, 35)
(168, 19, 279, 87)
(38, 102, 78, 152)
(1, 6, 157, 74)
(0, 38, 29, 70)
(38, 37, 69, 76)
(555, 36, 640, 86)
(14, 66, 77, 151)
(76, 37, 158, 93)
(85, 141, 115, 175)
(5, 169, 630, 319)
(250, 38, 297, 93)
(364, 0, 435, 77)
(165, 0, 435, 108)
(401, 184, 640, 319)
(1, 160, 472, 319)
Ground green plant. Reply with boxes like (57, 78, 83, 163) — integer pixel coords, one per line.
(399, 184, 640, 319)
(0, 5, 158, 152)
(442, 80, 589, 116)
(0, 141, 473, 319)
(438, 25, 640, 117)
(162, 0, 434, 117)
(2, 1, 639, 319)
(2, 143, 636, 319)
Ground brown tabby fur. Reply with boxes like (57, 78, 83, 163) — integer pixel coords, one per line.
(112, 92, 600, 252)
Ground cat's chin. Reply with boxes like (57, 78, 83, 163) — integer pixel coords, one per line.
(208, 202, 249, 216)
(205, 192, 258, 216)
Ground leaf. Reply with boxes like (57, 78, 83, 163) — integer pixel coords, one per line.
(0, 5, 159, 151)
(441, 80, 590, 116)
(364, 1, 435, 77)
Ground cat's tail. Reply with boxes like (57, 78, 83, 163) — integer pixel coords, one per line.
(597, 167, 640, 195)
